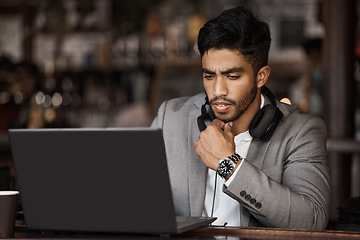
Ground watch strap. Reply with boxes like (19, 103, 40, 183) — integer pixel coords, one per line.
(228, 152, 242, 164)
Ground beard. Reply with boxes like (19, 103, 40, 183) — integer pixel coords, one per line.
(209, 80, 258, 123)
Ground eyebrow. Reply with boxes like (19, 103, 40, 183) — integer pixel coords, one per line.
(202, 67, 245, 75)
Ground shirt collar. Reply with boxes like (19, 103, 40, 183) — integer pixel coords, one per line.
(234, 130, 253, 142)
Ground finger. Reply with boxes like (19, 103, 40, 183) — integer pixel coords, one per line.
(194, 140, 206, 161)
(194, 139, 204, 155)
(224, 122, 233, 132)
(210, 119, 226, 129)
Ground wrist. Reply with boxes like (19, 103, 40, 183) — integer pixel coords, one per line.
(224, 160, 241, 181)
(217, 153, 242, 179)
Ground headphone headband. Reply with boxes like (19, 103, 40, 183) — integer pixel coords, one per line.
(260, 86, 276, 106)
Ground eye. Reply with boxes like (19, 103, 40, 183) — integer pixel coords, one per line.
(203, 75, 215, 80)
(227, 75, 240, 80)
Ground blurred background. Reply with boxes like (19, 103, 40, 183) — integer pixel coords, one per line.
(0, 0, 359, 226)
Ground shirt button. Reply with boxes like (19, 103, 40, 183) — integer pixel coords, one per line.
(245, 194, 251, 201)
(240, 191, 246, 197)
(255, 202, 262, 209)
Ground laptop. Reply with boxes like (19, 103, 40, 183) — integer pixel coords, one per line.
(8, 128, 215, 235)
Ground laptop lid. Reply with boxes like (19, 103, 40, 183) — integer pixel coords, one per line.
(8, 128, 215, 235)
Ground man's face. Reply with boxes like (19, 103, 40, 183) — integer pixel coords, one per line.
(202, 48, 258, 123)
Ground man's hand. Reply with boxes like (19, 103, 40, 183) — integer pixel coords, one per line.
(194, 119, 236, 171)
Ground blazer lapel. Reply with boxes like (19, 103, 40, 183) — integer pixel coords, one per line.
(246, 139, 270, 169)
(188, 95, 208, 216)
(240, 94, 273, 226)
(246, 94, 274, 169)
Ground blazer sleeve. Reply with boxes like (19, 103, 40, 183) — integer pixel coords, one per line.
(224, 116, 331, 230)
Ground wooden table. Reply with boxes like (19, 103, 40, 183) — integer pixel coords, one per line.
(10, 226, 360, 239)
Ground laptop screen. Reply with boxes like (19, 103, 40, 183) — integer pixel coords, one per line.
(9, 128, 182, 234)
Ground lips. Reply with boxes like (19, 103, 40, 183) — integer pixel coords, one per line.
(212, 101, 232, 112)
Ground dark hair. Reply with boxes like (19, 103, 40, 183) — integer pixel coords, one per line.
(197, 7, 271, 74)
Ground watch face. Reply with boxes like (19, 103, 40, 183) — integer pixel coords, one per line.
(217, 158, 234, 178)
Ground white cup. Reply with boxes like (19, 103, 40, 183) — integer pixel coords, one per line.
(0, 191, 19, 238)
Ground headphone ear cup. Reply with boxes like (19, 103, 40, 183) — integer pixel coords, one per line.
(249, 104, 277, 140)
(197, 113, 212, 132)
(208, 107, 215, 121)
(197, 103, 216, 132)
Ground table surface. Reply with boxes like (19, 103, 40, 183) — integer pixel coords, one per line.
(10, 226, 360, 240)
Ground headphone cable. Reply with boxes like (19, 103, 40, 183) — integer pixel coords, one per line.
(211, 173, 217, 218)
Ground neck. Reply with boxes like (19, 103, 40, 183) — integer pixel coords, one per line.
(231, 89, 262, 135)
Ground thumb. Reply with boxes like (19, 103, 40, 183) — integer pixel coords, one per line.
(224, 122, 233, 132)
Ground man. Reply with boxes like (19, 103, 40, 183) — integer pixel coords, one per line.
(151, 6, 331, 230)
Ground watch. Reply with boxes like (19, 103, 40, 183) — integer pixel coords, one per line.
(217, 153, 242, 179)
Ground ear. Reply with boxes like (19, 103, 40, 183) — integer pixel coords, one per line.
(256, 66, 271, 88)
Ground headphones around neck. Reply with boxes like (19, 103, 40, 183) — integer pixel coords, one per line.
(197, 86, 284, 141)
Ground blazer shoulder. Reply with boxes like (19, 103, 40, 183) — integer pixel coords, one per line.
(151, 92, 205, 129)
(278, 102, 325, 125)
(162, 92, 205, 113)
(274, 102, 327, 143)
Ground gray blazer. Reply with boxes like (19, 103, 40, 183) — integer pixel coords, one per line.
(151, 92, 331, 230)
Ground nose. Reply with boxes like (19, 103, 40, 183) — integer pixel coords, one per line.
(213, 77, 228, 97)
